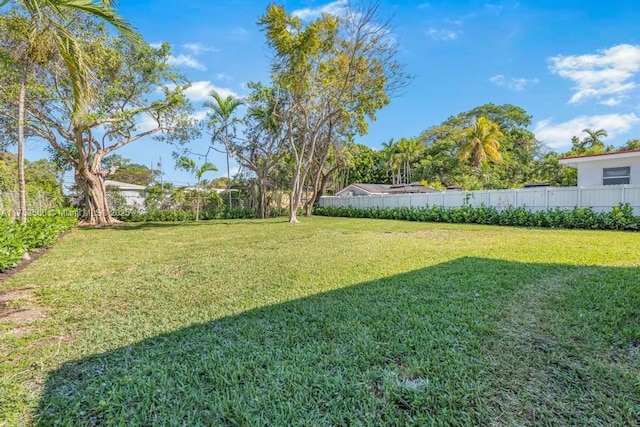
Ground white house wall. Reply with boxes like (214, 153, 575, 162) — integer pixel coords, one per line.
(121, 189, 146, 210)
(576, 157, 640, 186)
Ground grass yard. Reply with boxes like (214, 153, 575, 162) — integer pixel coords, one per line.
(1, 217, 639, 425)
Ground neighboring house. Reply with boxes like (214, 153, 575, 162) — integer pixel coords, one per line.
(336, 183, 392, 197)
(105, 180, 146, 210)
(386, 183, 439, 194)
(335, 183, 437, 197)
(559, 149, 640, 186)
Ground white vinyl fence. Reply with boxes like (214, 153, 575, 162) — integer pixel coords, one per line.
(319, 185, 640, 215)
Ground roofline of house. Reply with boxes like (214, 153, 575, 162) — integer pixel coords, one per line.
(558, 149, 640, 165)
(335, 183, 389, 195)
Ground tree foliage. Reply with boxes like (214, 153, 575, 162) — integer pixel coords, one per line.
(0, 15, 197, 225)
(258, 2, 409, 223)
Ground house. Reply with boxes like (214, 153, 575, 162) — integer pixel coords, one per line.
(335, 183, 392, 197)
(105, 180, 147, 209)
(558, 149, 640, 186)
(386, 183, 439, 194)
(335, 183, 437, 197)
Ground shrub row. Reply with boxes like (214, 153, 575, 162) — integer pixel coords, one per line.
(112, 208, 259, 222)
(0, 212, 77, 272)
(314, 203, 640, 231)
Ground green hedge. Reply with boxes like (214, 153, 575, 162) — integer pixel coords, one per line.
(112, 208, 259, 222)
(0, 211, 77, 272)
(314, 203, 640, 231)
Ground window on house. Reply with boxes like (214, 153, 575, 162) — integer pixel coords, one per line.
(603, 167, 630, 185)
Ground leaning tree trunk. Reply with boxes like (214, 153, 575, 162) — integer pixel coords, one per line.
(75, 167, 115, 226)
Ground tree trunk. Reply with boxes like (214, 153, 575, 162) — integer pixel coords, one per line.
(289, 183, 301, 223)
(289, 197, 298, 223)
(195, 191, 201, 221)
(17, 64, 27, 224)
(258, 176, 267, 219)
(289, 170, 302, 223)
(226, 151, 232, 209)
(75, 167, 115, 226)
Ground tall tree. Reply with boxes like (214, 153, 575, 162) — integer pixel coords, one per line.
(458, 116, 504, 169)
(205, 91, 243, 209)
(258, 2, 408, 223)
(397, 137, 423, 184)
(233, 83, 288, 219)
(0, 24, 197, 226)
(0, 10, 55, 223)
(7, 0, 139, 116)
(381, 139, 401, 184)
(0, 0, 138, 224)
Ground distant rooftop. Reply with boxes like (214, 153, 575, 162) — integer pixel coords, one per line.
(559, 149, 640, 166)
(104, 180, 147, 191)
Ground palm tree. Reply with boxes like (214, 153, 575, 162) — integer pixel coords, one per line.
(581, 128, 608, 150)
(458, 116, 504, 169)
(381, 139, 402, 184)
(178, 157, 217, 221)
(205, 91, 243, 208)
(16, 0, 139, 117)
(397, 137, 423, 184)
(1, 0, 138, 223)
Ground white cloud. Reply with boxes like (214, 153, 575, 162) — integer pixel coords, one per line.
(534, 113, 640, 150)
(183, 81, 239, 102)
(549, 44, 640, 106)
(183, 43, 219, 55)
(167, 54, 206, 71)
(190, 110, 208, 122)
(214, 73, 233, 81)
(149, 42, 163, 49)
(490, 74, 539, 91)
(292, 0, 348, 20)
(426, 28, 459, 41)
(136, 114, 158, 132)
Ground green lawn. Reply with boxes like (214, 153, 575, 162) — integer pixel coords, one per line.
(1, 217, 639, 426)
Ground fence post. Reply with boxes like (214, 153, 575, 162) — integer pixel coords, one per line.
(514, 189, 518, 208)
(442, 191, 445, 207)
(545, 188, 549, 210)
(578, 187, 582, 208)
(622, 186, 626, 204)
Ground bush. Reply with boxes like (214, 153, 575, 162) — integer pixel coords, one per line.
(112, 208, 258, 222)
(314, 203, 640, 232)
(0, 210, 77, 272)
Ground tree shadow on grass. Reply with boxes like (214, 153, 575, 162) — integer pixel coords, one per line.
(36, 258, 640, 426)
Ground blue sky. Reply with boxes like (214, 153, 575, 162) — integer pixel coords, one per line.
(23, 0, 640, 186)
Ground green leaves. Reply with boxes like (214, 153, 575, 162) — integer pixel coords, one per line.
(0, 211, 76, 271)
(315, 203, 640, 231)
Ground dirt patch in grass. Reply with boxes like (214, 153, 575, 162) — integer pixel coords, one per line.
(0, 325, 35, 338)
(0, 287, 47, 323)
